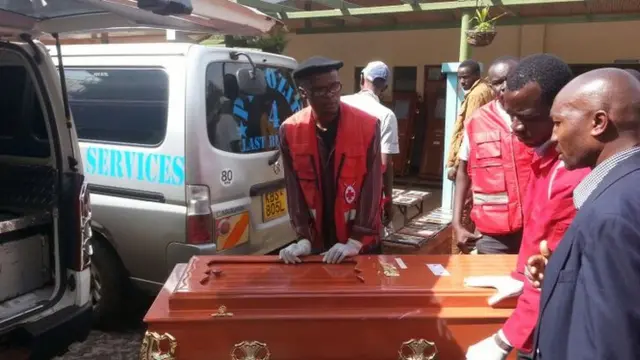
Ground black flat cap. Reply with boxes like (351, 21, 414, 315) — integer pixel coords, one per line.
(293, 56, 343, 80)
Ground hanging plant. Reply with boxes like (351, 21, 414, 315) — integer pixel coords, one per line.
(466, 5, 506, 47)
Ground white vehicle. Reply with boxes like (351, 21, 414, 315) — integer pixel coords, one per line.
(49, 42, 301, 327)
(0, 0, 279, 356)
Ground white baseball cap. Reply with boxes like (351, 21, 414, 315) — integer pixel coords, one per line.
(361, 61, 390, 83)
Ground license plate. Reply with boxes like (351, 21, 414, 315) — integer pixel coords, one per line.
(262, 188, 287, 222)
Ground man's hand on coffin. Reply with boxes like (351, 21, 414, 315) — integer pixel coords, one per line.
(321, 239, 362, 264)
(454, 225, 482, 253)
(463, 276, 524, 306)
(466, 331, 511, 360)
(279, 239, 312, 264)
(526, 239, 551, 289)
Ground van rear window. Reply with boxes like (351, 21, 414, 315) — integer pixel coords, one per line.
(64, 68, 169, 146)
(205, 62, 303, 154)
(0, 64, 50, 158)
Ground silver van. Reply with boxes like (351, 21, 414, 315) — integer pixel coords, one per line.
(0, 0, 271, 355)
(49, 43, 301, 326)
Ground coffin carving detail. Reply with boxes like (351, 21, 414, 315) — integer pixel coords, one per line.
(231, 340, 271, 360)
(398, 338, 438, 360)
(139, 331, 177, 360)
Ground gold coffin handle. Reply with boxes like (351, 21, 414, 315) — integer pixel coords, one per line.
(140, 331, 177, 360)
(231, 340, 271, 360)
(398, 338, 438, 360)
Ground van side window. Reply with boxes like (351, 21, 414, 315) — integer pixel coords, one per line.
(64, 68, 169, 146)
(205, 62, 303, 154)
(0, 63, 50, 158)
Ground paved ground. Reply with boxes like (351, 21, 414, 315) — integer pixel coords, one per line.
(53, 294, 152, 360)
(53, 328, 144, 360)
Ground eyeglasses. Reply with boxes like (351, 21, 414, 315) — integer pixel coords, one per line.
(306, 82, 342, 97)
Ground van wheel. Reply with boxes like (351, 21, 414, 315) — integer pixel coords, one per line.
(90, 235, 128, 329)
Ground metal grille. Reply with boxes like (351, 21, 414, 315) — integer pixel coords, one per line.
(0, 164, 58, 209)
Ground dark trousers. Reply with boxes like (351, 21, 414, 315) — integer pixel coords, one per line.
(476, 231, 523, 254)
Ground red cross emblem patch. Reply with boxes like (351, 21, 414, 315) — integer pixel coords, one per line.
(344, 185, 356, 204)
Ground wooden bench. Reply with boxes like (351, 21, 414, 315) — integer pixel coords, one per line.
(391, 188, 431, 226)
(382, 207, 454, 255)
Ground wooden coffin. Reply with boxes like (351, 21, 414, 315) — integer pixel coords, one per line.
(142, 255, 518, 360)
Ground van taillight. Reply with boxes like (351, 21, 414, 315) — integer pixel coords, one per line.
(186, 185, 213, 245)
(73, 181, 93, 271)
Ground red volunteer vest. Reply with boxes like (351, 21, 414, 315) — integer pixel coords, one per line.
(467, 100, 534, 235)
(283, 103, 379, 250)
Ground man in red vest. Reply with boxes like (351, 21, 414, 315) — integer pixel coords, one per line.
(278, 56, 383, 264)
(453, 56, 531, 255)
(465, 54, 590, 360)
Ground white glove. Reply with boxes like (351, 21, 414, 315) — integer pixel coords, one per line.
(321, 239, 362, 264)
(464, 275, 524, 306)
(279, 239, 312, 264)
(382, 223, 395, 238)
(466, 332, 510, 360)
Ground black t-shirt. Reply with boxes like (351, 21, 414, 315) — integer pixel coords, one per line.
(317, 118, 338, 150)
(316, 117, 339, 251)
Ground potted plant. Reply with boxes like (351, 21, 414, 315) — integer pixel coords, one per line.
(465, 5, 506, 47)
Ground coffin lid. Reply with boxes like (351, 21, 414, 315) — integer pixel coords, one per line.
(166, 255, 517, 319)
(0, 0, 281, 39)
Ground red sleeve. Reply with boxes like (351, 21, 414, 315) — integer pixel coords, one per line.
(351, 124, 383, 246)
(502, 282, 540, 353)
(503, 166, 590, 351)
(279, 124, 313, 241)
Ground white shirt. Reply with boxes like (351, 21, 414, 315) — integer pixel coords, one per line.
(341, 90, 400, 155)
(458, 101, 511, 161)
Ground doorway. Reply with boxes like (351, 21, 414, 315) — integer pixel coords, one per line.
(401, 65, 447, 186)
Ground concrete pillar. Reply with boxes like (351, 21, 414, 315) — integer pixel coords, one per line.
(439, 60, 483, 211)
(459, 11, 472, 62)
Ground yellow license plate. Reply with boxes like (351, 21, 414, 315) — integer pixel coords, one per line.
(262, 188, 287, 222)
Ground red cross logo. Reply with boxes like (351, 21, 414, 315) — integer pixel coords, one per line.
(344, 185, 356, 204)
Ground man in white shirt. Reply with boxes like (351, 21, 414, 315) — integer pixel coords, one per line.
(342, 61, 399, 225)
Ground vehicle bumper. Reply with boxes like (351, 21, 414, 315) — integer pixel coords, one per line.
(21, 302, 92, 359)
(166, 242, 218, 272)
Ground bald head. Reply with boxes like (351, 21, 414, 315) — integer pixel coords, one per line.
(551, 68, 640, 169)
(555, 68, 640, 131)
(625, 68, 640, 82)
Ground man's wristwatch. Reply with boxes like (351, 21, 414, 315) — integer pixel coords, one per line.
(494, 333, 514, 352)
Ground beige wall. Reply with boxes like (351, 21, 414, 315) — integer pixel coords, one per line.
(285, 20, 640, 97)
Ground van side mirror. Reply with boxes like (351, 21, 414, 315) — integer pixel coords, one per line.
(236, 68, 267, 96)
(137, 0, 193, 15)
